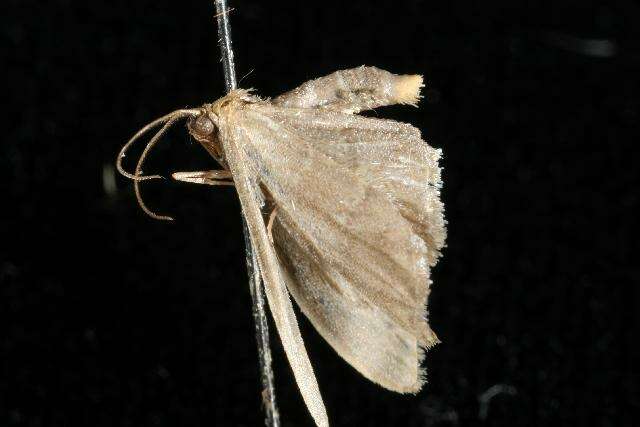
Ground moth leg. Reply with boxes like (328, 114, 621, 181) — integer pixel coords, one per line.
(266, 207, 278, 244)
(273, 65, 424, 114)
(171, 170, 234, 186)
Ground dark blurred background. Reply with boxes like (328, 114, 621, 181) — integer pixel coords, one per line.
(2, 0, 638, 426)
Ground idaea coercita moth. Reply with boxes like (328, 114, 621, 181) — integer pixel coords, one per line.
(117, 66, 446, 427)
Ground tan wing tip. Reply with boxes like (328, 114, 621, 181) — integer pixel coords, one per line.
(394, 74, 424, 107)
(423, 326, 441, 349)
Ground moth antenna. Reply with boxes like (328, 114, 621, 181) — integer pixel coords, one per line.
(117, 108, 200, 220)
(117, 109, 200, 180)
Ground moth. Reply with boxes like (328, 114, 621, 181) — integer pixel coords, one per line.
(117, 66, 446, 427)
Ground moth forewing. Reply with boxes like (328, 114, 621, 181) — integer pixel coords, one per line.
(218, 103, 329, 427)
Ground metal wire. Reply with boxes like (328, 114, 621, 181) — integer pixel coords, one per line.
(213, 1, 280, 426)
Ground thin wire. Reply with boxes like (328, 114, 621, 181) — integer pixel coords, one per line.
(213, 2, 281, 426)
(215, 0, 237, 90)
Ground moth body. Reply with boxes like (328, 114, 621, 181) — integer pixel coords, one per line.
(118, 66, 446, 427)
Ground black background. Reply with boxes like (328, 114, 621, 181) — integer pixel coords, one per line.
(2, 1, 638, 426)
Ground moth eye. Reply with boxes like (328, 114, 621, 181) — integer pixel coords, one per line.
(193, 115, 215, 136)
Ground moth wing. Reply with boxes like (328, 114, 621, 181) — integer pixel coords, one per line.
(266, 107, 445, 267)
(220, 119, 329, 427)
(273, 66, 424, 113)
(237, 105, 445, 393)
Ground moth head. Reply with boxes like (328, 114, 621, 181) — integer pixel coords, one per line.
(187, 108, 227, 171)
(187, 109, 219, 144)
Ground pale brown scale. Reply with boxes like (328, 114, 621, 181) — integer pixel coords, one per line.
(266, 207, 278, 244)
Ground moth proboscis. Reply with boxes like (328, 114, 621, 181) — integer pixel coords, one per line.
(117, 66, 446, 427)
